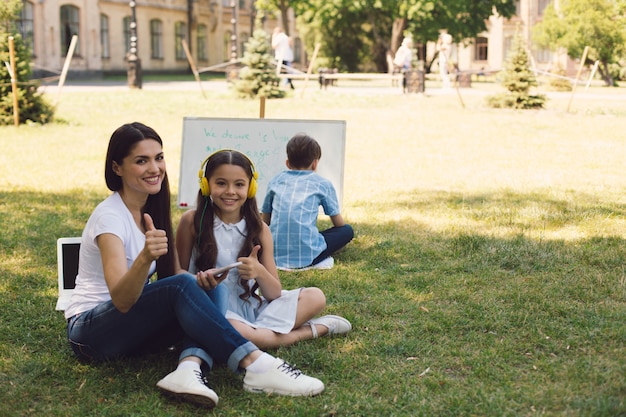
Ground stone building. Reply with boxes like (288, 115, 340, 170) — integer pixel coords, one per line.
(15, 0, 300, 78)
(449, 0, 574, 77)
(13, 0, 572, 79)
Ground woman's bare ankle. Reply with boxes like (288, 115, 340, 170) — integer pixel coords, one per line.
(239, 350, 262, 368)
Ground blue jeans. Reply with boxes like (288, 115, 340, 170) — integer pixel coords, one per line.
(311, 224, 354, 266)
(210, 281, 229, 316)
(66, 273, 257, 372)
(281, 60, 294, 88)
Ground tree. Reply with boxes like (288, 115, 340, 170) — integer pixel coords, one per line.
(0, 0, 21, 25)
(258, 0, 516, 73)
(533, 0, 626, 86)
(256, 0, 367, 71)
(387, 0, 516, 57)
(297, 0, 369, 71)
(0, 0, 55, 125)
(487, 27, 546, 109)
(233, 29, 286, 99)
(255, 0, 304, 36)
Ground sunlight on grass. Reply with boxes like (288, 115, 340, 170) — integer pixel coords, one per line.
(0, 82, 624, 416)
(398, 288, 434, 303)
(338, 339, 364, 354)
(351, 188, 626, 243)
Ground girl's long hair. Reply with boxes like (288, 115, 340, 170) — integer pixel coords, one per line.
(104, 122, 175, 279)
(193, 150, 263, 303)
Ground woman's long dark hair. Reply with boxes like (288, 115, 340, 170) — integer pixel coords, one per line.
(104, 122, 176, 279)
(193, 150, 263, 303)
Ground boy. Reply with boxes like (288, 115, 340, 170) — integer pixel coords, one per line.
(261, 133, 354, 270)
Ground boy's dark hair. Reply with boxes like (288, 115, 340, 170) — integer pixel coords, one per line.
(286, 133, 322, 169)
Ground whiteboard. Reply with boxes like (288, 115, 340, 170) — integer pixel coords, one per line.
(178, 117, 346, 210)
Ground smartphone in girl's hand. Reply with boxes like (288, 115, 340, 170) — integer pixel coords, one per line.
(212, 261, 242, 278)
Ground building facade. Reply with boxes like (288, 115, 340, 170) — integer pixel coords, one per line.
(16, 0, 292, 77)
(444, 0, 574, 76)
(14, 0, 571, 78)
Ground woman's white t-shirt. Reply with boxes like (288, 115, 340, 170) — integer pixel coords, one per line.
(64, 192, 155, 319)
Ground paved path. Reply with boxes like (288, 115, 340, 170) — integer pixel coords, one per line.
(37, 78, 492, 98)
(39, 79, 228, 93)
(38, 78, 624, 101)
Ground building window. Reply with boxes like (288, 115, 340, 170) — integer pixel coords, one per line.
(538, 0, 550, 15)
(123, 16, 131, 54)
(175, 21, 187, 60)
(534, 47, 551, 63)
(197, 24, 208, 61)
(474, 36, 488, 61)
(18, 1, 34, 55)
(293, 38, 302, 64)
(222, 0, 231, 7)
(514, 0, 521, 16)
(504, 35, 513, 60)
(150, 19, 163, 59)
(239, 0, 246, 9)
(60, 5, 80, 56)
(239, 32, 249, 56)
(224, 30, 232, 61)
(100, 14, 110, 59)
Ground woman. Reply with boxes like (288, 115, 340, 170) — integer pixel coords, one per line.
(64, 122, 324, 409)
(393, 37, 414, 92)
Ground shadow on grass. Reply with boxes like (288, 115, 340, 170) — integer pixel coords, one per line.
(1, 188, 624, 416)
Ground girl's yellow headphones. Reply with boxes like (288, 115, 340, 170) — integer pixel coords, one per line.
(198, 149, 258, 199)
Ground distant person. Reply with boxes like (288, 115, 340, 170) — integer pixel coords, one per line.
(386, 49, 399, 87)
(64, 122, 325, 410)
(261, 133, 354, 271)
(176, 149, 351, 349)
(393, 37, 414, 93)
(272, 26, 295, 89)
(437, 31, 452, 91)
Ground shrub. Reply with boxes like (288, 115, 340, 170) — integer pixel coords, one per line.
(547, 63, 572, 92)
(487, 27, 546, 109)
(233, 30, 285, 99)
(0, 30, 55, 125)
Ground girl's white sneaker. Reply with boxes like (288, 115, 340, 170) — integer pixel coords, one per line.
(309, 314, 352, 337)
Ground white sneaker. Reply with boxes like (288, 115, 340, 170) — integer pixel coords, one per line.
(309, 315, 352, 337)
(277, 257, 334, 272)
(243, 358, 325, 396)
(156, 367, 218, 408)
(311, 257, 334, 270)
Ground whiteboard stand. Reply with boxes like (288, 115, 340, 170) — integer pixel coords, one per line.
(178, 117, 346, 211)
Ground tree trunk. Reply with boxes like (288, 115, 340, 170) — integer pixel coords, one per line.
(597, 60, 615, 86)
(279, 0, 290, 36)
(390, 18, 406, 55)
(368, 13, 388, 50)
(368, 12, 390, 72)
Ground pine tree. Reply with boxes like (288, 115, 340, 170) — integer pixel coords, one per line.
(0, 1, 55, 125)
(234, 29, 285, 99)
(487, 27, 546, 109)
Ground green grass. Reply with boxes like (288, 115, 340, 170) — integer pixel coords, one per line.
(1, 80, 625, 416)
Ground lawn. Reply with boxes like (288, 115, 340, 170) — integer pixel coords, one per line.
(0, 78, 625, 416)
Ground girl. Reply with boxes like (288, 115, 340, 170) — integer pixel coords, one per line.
(176, 149, 351, 349)
(64, 123, 325, 410)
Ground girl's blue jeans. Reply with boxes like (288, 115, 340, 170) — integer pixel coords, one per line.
(66, 273, 257, 372)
